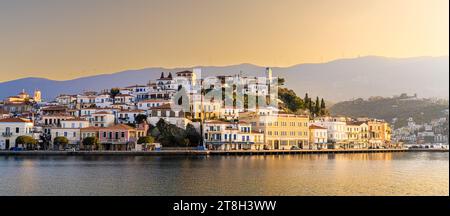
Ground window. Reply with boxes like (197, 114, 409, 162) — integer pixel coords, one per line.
(15, 127, 19, 133)
(73, 132, 76, 137)
(64, 132, 67, 137)
(121, 132, 125, 138)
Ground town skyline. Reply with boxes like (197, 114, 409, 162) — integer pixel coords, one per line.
(0, 0, 448, 82)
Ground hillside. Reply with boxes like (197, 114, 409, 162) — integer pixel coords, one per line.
(330, 95, 449, 128)
(0, 56, 448, 101)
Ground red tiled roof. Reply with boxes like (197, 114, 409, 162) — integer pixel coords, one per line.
(63, 117, 88, 121)
(80, 126, 101, 131)
(101, 124, 136, 131)
(138, 100, 170, 104)
(150, 103, 172, 110)
(92, 111, 111, 114)
(0, 117, 32, 123)
(309, 125, 327, 130)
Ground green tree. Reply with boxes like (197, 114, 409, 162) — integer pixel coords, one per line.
(182, 138, 190, 147)
(53, 136, 69, 150)
(135, 114, 148, 124)
(304, 93, 310, 107)
(315, 96, 320, 116)
(320, 98, 326, 116)
(137, 136, 155, 144)
(278, 87, 304, 113)
(185, 123, 201, 146)
(110, 88, 120, 104)
(15, 135, 38, 150)
(82, 136, 99, 151)
(150, 127, 161, 138)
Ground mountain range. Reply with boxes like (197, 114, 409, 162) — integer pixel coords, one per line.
(0, 56, 448, 102)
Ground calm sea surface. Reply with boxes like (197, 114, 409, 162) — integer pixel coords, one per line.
(0, 152, 448, 196)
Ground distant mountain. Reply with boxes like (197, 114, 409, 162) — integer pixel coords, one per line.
(0, 56, 448, 102)
(330, 95, 449, 128)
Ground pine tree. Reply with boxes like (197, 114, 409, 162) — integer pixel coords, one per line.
(315, 96, 320, 116)
(308, 101, 313, 116)
(320, 98, 326, 116)
(304, 93, 310, 111)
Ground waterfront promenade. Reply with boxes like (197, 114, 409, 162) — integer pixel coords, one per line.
(0, 148, 447, 156)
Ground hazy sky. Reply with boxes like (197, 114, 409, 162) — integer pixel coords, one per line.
(0, 0, 448, 82)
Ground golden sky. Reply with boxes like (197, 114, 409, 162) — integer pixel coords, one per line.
(0, 0, 448, 82)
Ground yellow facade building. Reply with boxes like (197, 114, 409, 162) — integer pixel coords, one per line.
(241, 112, 310, 150)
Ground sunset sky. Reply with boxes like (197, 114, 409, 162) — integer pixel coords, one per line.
(0, 0, 448, 82)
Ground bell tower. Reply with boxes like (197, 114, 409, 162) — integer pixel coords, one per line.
(33, 89, 42, 102)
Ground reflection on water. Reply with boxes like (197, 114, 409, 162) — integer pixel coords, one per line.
(0, 152, 448, 196)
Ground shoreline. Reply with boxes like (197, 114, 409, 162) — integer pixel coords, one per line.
(0, 148, 447, 156)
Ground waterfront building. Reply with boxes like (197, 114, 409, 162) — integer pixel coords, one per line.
(51, 118, 90, 149)
(0, 118, 34, 150)
(80, 126, 100, 149)
(309, 124, 328, 149)
(367, 119, 386, 148)
(203, 120, 264, 150)
(98, 124, 147, 150)
(241, 112, 310, 150)
(345, 121, 369, 148)
(313, 116, 347, 149)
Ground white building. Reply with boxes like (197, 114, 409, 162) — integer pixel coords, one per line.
(313, 117, 348, 148)
(114, 94, 134, 104)
(309, 124, 328, 149)
(147, 104, 190, 129)
(51, 118, 90, 147)
(0, 118, 34, 150)
(90, 111, 115, 127)
(94, 93, 113, 108)
(203, 120, 264, 150)
(137, 99, 171, 111)
(116, 110, 146, 124)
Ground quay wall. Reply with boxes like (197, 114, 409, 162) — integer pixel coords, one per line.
(0, 148, 447, 156)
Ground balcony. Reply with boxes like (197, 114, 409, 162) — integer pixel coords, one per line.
(1, 132, 13, 137)
(101, 139, 132, 144)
